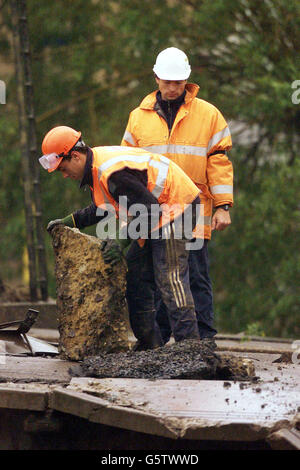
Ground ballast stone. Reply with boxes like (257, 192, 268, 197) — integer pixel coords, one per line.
(76, 339, 256, 381)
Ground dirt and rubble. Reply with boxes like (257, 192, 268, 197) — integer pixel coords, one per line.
(71, 339, 256, 381)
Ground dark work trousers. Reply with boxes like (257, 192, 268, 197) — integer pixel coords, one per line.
(125, 223, 200, 349)
(155, 239, 217, 343)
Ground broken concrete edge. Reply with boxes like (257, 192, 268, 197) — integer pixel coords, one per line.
(46, 386, 287, 442)
(49, 387, 179, 440)
(0, 381, 297, 444)
(0, 383, 50, 411)
(266, 418, 300, 450)
(161, 417, 292, 442)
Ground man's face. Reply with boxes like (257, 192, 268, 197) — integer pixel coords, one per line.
(155, 77, 187, 101)
(57, 152, 86, 180)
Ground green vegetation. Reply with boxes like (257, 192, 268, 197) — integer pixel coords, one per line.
(0, 0, 299, 337)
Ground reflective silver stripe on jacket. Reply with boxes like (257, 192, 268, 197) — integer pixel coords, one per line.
(98, 154, 151, 177)
(210, 184, 233, 194)
(122, 130, 135, 146)
(143, 144, 207, 157)
(97, 154, 169, 200)
(207, 126, 231, 153)
(148, 155, 170, 199)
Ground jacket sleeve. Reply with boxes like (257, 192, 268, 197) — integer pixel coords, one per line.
(120, 112, 138, 147)
(206, 109, 233, 208)
(108, 169, 162, 237)
(72, 202, 107, 229)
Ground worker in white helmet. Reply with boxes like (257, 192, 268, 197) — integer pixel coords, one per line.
(121, 47, 234, 348)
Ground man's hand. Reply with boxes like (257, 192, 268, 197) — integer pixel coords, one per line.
(47, 219, 65, 233)
(47, 214, 75, 233)
(100, 239, 123, 265)
(211, 208, 231, 231)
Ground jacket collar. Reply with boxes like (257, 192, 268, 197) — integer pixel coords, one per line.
(79, 147, 93, 188)
(139, 82, 200, 110)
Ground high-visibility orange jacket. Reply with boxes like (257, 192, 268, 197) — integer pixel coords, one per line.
(91, 146, 200, 242)
(121, 83, 233, 239)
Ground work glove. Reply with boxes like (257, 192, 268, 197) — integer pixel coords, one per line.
(47, 214, 75, 233)
(100, 225, 132, 265)
(100, 239, 123, 265)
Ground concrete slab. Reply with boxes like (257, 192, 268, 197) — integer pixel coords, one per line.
(49, 374, 300, 442)
(50, 386, 179, 439)
(0, 355, 72, 383)
(0, 339, 298, 445)
(267, 426, 300, 450)
(216, 333, 293, 343)
(216, 338, 295, 355)
(0, 382, 49, 410)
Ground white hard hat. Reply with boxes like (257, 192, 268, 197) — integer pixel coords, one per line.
(153, 47, 191, 80)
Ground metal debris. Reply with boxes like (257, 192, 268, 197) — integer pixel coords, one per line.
(0, 309, 58, 356)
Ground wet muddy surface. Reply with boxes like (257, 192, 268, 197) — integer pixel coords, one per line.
(71, 339, 256, 381)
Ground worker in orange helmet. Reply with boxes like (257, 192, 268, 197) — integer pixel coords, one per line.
(40, 125, 204, 350)
(121, 47, 234, 347)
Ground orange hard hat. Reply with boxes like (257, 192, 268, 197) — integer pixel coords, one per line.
(40, 126, 81, 172)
